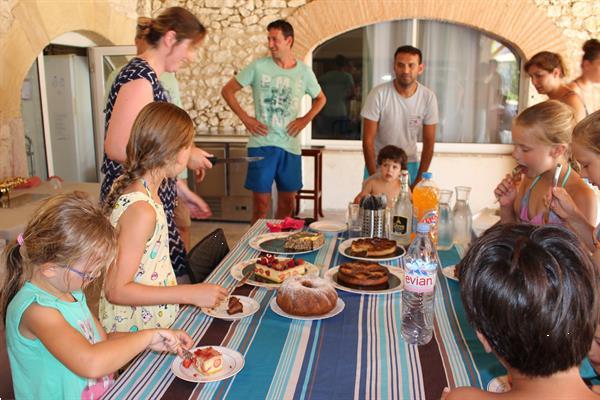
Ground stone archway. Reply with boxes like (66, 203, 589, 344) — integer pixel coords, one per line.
(289, 0, 567, 61)
(0, 0, 135, 177)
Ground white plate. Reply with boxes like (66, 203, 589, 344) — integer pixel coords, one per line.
(442, 265, 458, 281)
(230, 258, 320, 289)
(487, 375, 511, 393)
(249, 232, 324, 255)
(171, 346, 244, 383)
(309, 220, 347, 235)
(269, 296, 345, 320)
(324, 266, 404, 295)
(201, 296, 260, 321)
(338, 237, 405, 262)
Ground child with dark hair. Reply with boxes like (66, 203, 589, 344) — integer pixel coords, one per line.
(442, 223, 600, 399)
(354, 145, 408, 204)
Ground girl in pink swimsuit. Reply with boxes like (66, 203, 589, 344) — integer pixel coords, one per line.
(494, 100, 597, 227)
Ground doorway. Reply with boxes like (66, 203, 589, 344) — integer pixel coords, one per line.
(20, 32, 99, 183)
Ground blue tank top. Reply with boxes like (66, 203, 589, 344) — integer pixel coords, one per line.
(6, 282, 113, 399)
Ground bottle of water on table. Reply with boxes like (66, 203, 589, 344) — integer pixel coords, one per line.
(402, 222, 440, 345)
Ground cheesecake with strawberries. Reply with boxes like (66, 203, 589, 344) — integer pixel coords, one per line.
(254, 254, 306, 283)
(193, 347, 223, 375)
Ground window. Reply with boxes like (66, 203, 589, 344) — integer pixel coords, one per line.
(311, 20, 521, 145)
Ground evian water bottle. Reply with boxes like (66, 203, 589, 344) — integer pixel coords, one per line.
(401, 223, 440, 345)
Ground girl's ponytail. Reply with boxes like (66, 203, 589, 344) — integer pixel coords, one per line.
(1, 242, 28, 323)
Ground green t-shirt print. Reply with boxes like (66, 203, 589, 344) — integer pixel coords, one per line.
(236, 57, 321, 155)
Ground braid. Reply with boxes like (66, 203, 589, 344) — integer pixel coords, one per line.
(102, 167, 144, 215)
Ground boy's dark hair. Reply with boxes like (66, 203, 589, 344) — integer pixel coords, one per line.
(458, 224, 599, 377)
(394, 45, 422, 64)
(377, 145, 408, 170)
(267, 19, 294, 47)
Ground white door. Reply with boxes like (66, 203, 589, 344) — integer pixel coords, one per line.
(88, 45, 136, 179)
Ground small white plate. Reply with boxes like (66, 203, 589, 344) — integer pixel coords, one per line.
(269, 296, 345, 320)
(201, 296, 260, 321)
(487, 375, 511, 393)
(442, 265, 458, 281)
(171, 346, 244, 383)
(324, 266, 404, 295)
(338, 237, 405, 262)
(309, 220, 347, 235)
(230, 258, 320, 289)
(249, 232, 324, 255)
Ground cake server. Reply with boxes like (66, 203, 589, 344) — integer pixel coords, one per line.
(208, 156, 263, 165)
(236, 267, 255, 288)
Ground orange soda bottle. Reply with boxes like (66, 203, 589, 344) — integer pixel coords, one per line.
(411, 172, 440, 244)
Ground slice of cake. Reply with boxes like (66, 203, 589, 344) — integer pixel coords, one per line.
(350, 237, 396, 257)
(284, 232, 324, 251)
(227, 296, 244, 315)
(193, 347, 223, 375)
(254, 254, 306, 283)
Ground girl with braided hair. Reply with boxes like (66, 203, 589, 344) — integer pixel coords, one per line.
(100, 102, 227, 333)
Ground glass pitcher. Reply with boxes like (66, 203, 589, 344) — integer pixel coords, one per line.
(437, 189, 453, 250)
(453, 186, 473, 247)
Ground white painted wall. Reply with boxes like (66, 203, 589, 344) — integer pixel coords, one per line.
(301, 149, 514, 215)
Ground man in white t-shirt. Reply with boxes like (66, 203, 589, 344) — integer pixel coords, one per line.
(361, 45, 439, 188)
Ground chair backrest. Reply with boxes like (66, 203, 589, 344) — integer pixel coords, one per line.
(187, 228, 229, 283)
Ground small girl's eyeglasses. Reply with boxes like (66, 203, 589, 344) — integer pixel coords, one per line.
(63, 265, 102, 281)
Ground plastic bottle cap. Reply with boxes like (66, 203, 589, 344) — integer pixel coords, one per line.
(422, 172, 432, 180)
(416, 223, 430, 233)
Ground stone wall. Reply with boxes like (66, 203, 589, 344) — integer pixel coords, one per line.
(151, 0, 309, 133)
(535, 0, 600, 79)
(158, 0, 598, 135)
(0, 0, 599, 178)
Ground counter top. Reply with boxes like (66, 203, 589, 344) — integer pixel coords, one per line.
(0, 181, 100, 241)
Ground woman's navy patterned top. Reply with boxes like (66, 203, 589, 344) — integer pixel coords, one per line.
(100, 57, 188, 276)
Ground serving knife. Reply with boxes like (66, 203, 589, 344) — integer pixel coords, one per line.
(207, 156, 264, 165)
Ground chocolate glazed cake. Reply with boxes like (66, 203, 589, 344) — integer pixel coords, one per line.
(337, 261, 390, 290)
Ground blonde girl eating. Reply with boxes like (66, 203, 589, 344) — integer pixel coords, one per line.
(494, 100, 596, 226)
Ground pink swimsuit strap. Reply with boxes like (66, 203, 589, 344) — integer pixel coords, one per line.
(519, 165, 571, 226)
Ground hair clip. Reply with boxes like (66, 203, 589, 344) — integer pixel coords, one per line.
(17, 233, 24, 246)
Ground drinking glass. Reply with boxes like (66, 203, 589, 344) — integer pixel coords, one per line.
(453, 186, 473, 248)
(347, 203, 362, 238)
(438, 189, 454, 250)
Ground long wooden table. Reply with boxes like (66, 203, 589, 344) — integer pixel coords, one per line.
(103, 220, 505, 400)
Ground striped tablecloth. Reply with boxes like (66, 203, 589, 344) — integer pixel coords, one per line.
(103, 221, 505, 400)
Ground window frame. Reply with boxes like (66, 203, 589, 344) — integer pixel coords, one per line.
(304, 19, 530, 155)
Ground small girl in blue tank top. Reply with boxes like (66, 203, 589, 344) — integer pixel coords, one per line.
(1, 192, 193, 400)
(494, 100, 597, 227)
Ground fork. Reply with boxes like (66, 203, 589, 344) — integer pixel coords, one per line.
(181, 346, 194, 361)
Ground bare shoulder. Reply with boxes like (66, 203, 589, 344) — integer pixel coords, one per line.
(117, 200, 157, 236)
(567, 176, 595, 202)
(445, 386, 496, 400)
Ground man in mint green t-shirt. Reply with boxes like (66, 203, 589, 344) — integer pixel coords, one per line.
(222, 19, 326, 224)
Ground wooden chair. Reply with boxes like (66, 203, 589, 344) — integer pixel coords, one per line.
(295, 147, 324, 221)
